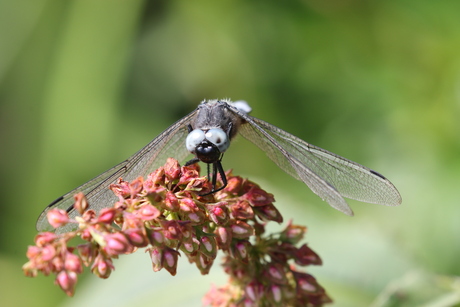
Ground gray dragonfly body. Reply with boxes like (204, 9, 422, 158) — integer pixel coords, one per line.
(36, 99, 402, 233)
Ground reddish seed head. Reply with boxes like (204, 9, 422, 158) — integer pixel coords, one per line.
(25, 158, 328, 304)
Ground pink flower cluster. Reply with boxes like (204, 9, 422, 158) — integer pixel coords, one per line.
(23, 158, 331, 305)
(203, 219, 331, 306)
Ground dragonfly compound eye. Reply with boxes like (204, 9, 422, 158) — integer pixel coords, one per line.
(205, 128, 230, 153)
(186, 129, 206, 153)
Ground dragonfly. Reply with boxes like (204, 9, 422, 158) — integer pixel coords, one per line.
(36, 99, 402, 233)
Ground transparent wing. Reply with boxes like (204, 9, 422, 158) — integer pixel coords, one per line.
(227, 107, 401, 215)
(36, 110, 198, 233)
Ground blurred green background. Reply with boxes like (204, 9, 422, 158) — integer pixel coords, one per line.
(1, 0, 460, 306)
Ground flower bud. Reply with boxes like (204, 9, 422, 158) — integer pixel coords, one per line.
(145, 167, 165, 187)
(103, 233, 131, 256)
(35, 232, 57, 247)
(164, 191, 180, 211)
(207, 202, 229, 225)
(125, 228, 149, 247)
(243, 186, 275, 207)
(128, 177, 144, 196)
(73, 193, 88, 214)
(179, 198, 199, 212)
(110, 179, 132, 199)
(230, 240, 251, 262)
(230, 221, 254, 239)
(266, 263, 288, 284)
(81, 209, 96, 223)
(254, 204, 283, 223)
(268, 284, 283, 303)
(161, 220, 183, 240)
(51, 256, 64, 272)
(137, 204, 160, 220)
(229, 200, 254, 220)
(199, 236, 217, 258)
(215, 226, 232, 250)
(164, 158, 181, 182)
(55, 271, 78, 296)
(97, 208, 117, 224)
(163, 247, 180, 276)
(280, 221, 306, 244)
(236, 241, 249, 261)
(91, 254, 114, 279)
(41, 245, 57, 262)
(147, 229, 165, 246)
(181, 235, 199, 254)
(292, 271, 324, 295)
(77, 244, 94, 266)
(185, 177, 207, 192)
(195, 252, 214, 275)
(148, 246, 163, 272)
(47, 209, 70, 228)
(22, 262, 38, 277)
(224, 176, 243, 194)
(26, 246, 41, 259)
(64, 252, 83, 274)
(245, 280, 264, 302)
(294, 244, 322, 266)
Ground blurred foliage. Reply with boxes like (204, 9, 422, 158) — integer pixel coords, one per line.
(1, 0, 460, 306)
